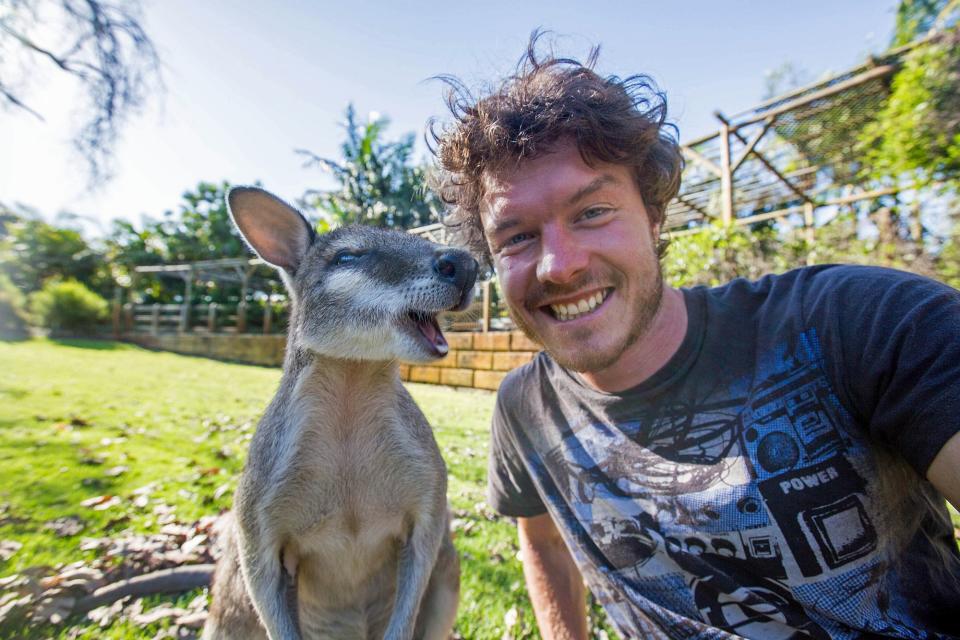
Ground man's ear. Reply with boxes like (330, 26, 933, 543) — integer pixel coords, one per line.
(226, 187, 315, 272)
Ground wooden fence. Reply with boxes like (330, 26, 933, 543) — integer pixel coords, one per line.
(118, 282, 512, 338)
(115, 282, 540, 390)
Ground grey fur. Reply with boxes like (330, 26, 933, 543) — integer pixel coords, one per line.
(203, 187, 475, 640)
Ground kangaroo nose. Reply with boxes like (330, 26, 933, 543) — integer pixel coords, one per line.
(433, 251, 479, 291)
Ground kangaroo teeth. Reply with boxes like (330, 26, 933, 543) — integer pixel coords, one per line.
(549, 290, 608, 322)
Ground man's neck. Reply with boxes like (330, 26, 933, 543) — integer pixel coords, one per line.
(578, 286, 688, 393)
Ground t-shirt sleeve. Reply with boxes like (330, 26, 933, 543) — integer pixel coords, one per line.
(486, 387, 547, 518)
(809, 267, 960, 474)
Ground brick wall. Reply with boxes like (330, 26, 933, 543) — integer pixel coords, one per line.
(126, 331, 540, 391)
(399, 331, 540, 391)
(127, 333, 286, 367)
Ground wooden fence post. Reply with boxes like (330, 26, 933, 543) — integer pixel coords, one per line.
(718, 119, 734, 225)
(262, 302, 272, 334)
(124, 303, 134, 333)
(909, 201, 923, 248)
(208, 303, 218, 332)
(803, 202, 816, 265)
(150, 304, 160, 336)
(237, 301, 248, 333)
(481, 280, 491, 332)
(179, 268, 193, 333)
(112, 287, 122, 339)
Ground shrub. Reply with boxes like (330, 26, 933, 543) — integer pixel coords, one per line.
(663, 223, 805, 288)
(29, 279, 109, 334)
(0, 273, 30, 337)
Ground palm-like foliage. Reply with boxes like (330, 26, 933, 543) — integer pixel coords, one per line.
(298, 105, 440, 229)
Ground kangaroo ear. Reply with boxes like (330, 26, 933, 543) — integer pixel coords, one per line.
(227, 187, 315, 272)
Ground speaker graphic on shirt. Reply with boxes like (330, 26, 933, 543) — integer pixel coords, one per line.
(740, 357, 877, 578)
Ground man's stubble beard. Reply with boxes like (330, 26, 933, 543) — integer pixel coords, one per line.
(508, 259, 665, 374)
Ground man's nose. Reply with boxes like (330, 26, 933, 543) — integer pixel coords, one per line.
(536, 226, 588, 284)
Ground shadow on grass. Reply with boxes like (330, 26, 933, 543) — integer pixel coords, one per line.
(50, 338, 134, 351)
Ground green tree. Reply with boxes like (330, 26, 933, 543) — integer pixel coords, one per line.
(0, 213, 107, 294)
(105, 181, 246, 268)
(104, 180, 281, 305)
(860, 28, 960, 191)
(158, 181, 247, 262)
(855, 0, 960, 192)
(0, 272, 29, 336)
(892, 0, 952, 46)
(299, 105, 440, 229)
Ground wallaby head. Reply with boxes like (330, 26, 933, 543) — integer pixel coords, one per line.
(227, 186, 478, 362)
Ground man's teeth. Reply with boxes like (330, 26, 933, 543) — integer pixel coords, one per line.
(550, 290, 607, 322)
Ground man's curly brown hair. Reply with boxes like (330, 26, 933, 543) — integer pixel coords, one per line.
(430, 32, 683, 265)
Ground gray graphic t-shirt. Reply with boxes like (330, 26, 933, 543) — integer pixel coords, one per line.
(488, 265, 960, 639)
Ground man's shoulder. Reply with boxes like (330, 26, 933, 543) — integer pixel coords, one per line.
(498, 351, 553, 402)
(494, 350, 579, 420)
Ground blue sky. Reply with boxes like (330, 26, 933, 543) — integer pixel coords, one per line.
(0, 0, 900, 235)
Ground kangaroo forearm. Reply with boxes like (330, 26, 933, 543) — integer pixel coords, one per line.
(239, 541, 301, 640)
(384, 520, 445, 640)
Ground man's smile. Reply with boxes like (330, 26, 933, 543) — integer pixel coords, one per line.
(540, 287, 612, 322)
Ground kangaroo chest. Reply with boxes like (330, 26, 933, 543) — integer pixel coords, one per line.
(278, 408, 433, 583)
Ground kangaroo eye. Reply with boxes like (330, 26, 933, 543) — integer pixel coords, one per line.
(332, 251, 364, 266)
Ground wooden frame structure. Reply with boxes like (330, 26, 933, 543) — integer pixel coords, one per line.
(664, 36, 938, 239)
(133, 257, 273, 333)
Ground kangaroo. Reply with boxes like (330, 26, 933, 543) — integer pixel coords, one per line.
(202, 187, 476, 640)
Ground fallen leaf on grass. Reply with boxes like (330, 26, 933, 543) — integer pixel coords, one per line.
(180, 535, 208, 556)
(0, 593, 32, 626)
(131, 602, 188, 625)
(451, 518, 476, 535)
(104, 515, 131, 529)
(80, 495, 122, 511)
(0, 540, 22, 560)
(81, 478, 106, 489)
(39, 565, 104, 592)
(43, 516, 85, 537)
(31, 594, 75, 624)
(3, 515, 222, 635)
(105, 465, 129, 477)
(153, 503, 177, 525)
(87, 595, 129, 627)
(0, 503, 29, 526)
(78, 448, 106, 466)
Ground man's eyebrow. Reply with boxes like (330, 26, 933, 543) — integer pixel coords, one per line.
(566, 175, 618, 205)
(489, 217, 520, 236)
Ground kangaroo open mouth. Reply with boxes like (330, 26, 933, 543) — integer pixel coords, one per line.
(408, 310, 448, 357)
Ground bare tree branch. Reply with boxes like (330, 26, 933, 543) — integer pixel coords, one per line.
(0, 0, 163, 186)
(0, 79, 44, 119)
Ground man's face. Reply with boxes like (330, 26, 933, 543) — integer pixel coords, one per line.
(481, 141, 664, 373)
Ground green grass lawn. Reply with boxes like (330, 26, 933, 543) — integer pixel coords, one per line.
(0, 338, 613, 639)
(3, 338, 958, 639)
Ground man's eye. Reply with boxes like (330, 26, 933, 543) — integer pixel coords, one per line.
(506, 233, 532, 246)
(332, 251, 364, 265)
(581, 207, 609, 220)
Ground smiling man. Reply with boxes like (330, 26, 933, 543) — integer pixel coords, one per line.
(433, 37, 960, 639)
